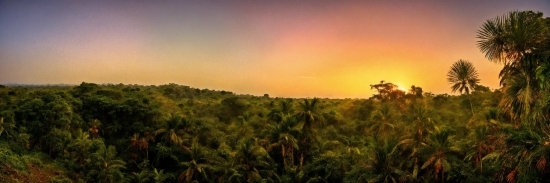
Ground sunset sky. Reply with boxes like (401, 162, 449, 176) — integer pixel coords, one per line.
(1, 1, 549, 98)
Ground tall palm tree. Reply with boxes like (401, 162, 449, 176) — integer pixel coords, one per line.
(447, 59, 480, 116)
(296, 98, 323, 169)
(476, 11, 548, 65)
(464, 125, 494, 175)
(70, 129, 93, 165)
(265, 114, 302, 171)
(499, 54, 548, 127)
(297, 98, 322, 132)
(477, 10, 549, 126)
(394, 104, 435, 180)
(130, 132, 154, 160)
(140, 132, 154, 159)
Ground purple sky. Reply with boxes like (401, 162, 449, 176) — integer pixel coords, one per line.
(1, 1, 549, 98)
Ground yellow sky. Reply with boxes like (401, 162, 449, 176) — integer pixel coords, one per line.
(1, 1, 549, 98)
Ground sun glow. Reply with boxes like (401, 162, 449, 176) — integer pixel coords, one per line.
(397, 85, 408, 93)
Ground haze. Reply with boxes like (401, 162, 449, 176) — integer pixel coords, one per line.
(1, 1, 549, 98)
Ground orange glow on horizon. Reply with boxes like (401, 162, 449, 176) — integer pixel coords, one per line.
(1, 1, 548, 98)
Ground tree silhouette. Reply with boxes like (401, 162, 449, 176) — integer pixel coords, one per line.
(477, 11, 548, 64)
(447, 59, 480, 116)
(370, 81, 404, 101)
(296, 98, 323, 170)
(477, 10, 550, 126)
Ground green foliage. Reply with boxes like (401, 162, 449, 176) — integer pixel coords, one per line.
(0, 80, 516, 182)
(87, 144, 126, 183)
(49, 176, 73, 183)
(0, 141, 28, 171)
(0, 11, 548, 181)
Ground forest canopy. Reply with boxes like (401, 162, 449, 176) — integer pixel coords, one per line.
(0, 10, 549, 183)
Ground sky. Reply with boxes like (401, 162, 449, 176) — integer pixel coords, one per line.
(1, 1, 549, 98)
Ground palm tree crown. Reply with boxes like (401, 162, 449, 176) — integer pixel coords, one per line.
(447, 60, 480, 95)
(476, 11, 548, 64)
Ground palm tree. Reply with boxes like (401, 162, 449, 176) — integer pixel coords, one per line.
(88, 145, 126, 183)
(369, 104, 396, 138)
(230, 138, 278, 182)
(154, 115, 188, 147)
(130, 133, 154, 160)
(88, 119, 102, 139)
(0, 117, 5, 137)
(476, 11, 548, 65)
(140, 132, 154, 159)
(268, 99, 295, 123)
(499, 54, 547, 127)
(70, 129, 93, 165)
(279, 138, 300, 170)
(0, 117, 15, 138)
(46, 128, 73, 157)
(488, 127, 550, 182)
(178, 142, 220, 182)
(392, 104, 436, 180)
(526, 128, 550, 182)
(477, 10, 550, 127)
(280, 99, 294, 115)
(464, 125, 494, 175)
(152, 168, 173, 183)
(395, 130, 428, 180)
(296, 98, 323, 169)
(297, 98, 322, 132)
(132, 170, 151, 183)
(421, 128, 460, 183)
(447, 59, 480, 116)
(349, 137, 409, 183)
(303, 136, 347, 182)
(265, 114, 302, 171)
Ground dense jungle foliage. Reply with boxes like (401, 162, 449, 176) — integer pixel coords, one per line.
(0, 10, 549, 183)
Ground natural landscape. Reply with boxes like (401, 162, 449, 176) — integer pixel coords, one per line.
(1, 1, 550, 183)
